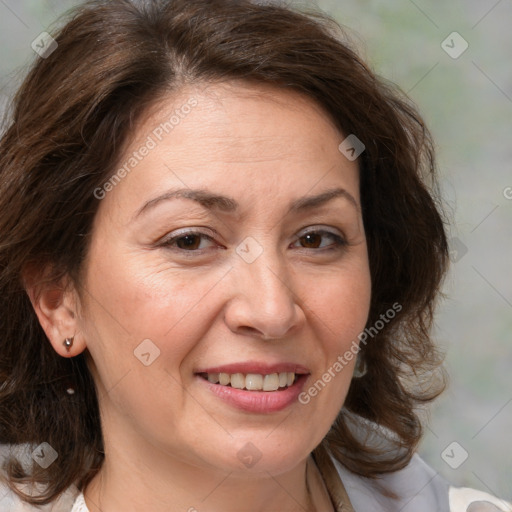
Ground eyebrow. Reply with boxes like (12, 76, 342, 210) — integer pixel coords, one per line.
(134, 186, 359, 219)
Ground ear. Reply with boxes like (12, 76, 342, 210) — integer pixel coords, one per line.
(22, 267, 86, 358)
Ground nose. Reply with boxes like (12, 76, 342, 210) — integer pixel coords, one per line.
(223, 247, 304, 340)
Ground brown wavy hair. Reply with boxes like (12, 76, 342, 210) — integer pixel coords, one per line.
(0, 0, 449, 505)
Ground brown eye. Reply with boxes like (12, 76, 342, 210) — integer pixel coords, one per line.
(175, 234, 202, 250)
(300, 233, 323, 249)
(161, 231, 216, 251)
(293, 230, 346, 250)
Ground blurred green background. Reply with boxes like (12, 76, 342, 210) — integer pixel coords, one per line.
(1, 0, 510, 500)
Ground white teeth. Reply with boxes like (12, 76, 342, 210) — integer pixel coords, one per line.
(203, 371, 296, 391)
(246, 373, 263, 390)
(263, 373, 279, 391)
(219, 373, 230, 386)
(231, 373, 245, 389)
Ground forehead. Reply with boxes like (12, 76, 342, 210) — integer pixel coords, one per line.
(151, 81, 342, 151)
(99, 81, 360, 218)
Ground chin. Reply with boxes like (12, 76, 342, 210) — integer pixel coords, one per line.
(193, 432, 316, 477)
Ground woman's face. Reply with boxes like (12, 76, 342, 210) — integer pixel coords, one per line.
(77, 81, 371, 476)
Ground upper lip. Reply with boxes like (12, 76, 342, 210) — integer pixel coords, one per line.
(195, 362, 310, 375)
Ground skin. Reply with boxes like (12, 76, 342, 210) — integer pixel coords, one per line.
(28, 81, 371, 512)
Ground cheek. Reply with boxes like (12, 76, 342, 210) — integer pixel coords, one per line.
(80, 245, 230, 366)
(78, 256, 224, 428)
(303, 258, 371, 393)
(308, 260, 371, 339)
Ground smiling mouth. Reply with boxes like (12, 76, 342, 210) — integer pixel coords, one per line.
(198, 372, 298, 391)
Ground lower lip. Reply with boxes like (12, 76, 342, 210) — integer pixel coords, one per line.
(196, 374, 309, 413)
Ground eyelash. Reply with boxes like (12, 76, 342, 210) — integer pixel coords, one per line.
(159, 228, 347, 254)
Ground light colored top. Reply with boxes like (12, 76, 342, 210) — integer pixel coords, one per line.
(67, 458, 512, 512)
(0, 443, 510, 511)
(70, 493, 88, 512)
(69, 449, 512, 512)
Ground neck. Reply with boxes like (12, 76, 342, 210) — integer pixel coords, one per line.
(83, 442, 330, 512)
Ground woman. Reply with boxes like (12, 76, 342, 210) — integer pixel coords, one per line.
(0, 1, 509, 511)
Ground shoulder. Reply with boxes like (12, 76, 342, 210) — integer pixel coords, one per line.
(1, 443, 510, 512)
(0, 443, 79, 512)
(330, 452, 512, 512)
(0, 479, 78, 512)
(0, 480, 78, 512)
(449, 488, 512, 512)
